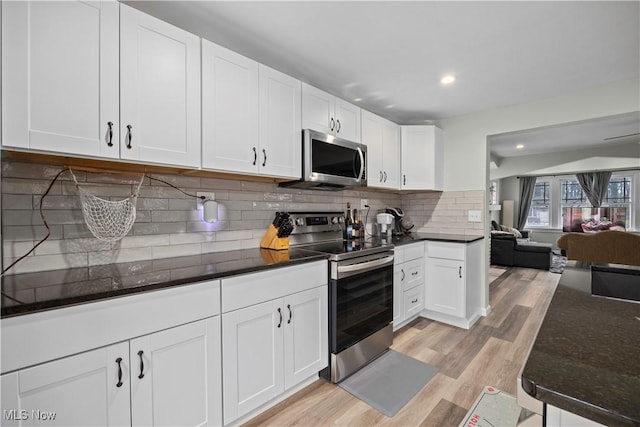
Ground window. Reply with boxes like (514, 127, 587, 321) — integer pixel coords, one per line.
(561, 179, 587, 205)
(526, 180, 550, 227)
(560, 174, 632, 230)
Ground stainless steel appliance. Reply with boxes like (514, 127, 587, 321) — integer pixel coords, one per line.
(279, 129, 367, 190)
(288, 211, 393, 383)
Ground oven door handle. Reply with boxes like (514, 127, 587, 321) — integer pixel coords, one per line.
(337, 255, 394, 275)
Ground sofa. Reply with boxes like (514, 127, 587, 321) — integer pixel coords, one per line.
(490, 222, 553, 270)
(556, 230, 640, 266)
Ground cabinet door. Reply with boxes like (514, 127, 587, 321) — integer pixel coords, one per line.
(222, 299, 284, 424)
(259, 65, 302, 178)
(301, 83, 334, 134)
(393, 266, 404, 329)
(401, 125, 443, 190)
(2, 1, 119, 158)
(202, 39, 259, 173)
(334, 98, 361, 142)
(120, 4, 201, 168)
(426, 257, 465, 317)
(130, 317, 222, 427)
(283, 286, 328, 389)
(362, 110, 384, 187)
(1, 342, 130, 427)
(381, 120, 400, 189)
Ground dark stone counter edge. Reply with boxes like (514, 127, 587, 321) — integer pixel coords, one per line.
(390, 233, 485, 245)
(1, 254, 328, 319)
(521, 376, 640, 426)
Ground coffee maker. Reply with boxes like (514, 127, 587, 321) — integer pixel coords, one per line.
(385, 207, 405, 236)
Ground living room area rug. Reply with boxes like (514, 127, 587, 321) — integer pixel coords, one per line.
(458, 386, 522, 427)
(338, 350, 438, 417)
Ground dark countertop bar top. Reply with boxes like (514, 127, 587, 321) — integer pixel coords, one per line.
(521, 261, 640, 426)
(1, 248, 328, 318)
(387, 232, 485, 245)
(1, 232, 484, 319)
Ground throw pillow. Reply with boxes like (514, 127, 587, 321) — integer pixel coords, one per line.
(501, 226, 522, 238)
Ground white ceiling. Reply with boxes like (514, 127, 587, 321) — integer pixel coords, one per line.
(489, 112, 640, 158)
(124, 1, 640, 155)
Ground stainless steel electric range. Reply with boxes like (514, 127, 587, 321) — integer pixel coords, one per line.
(288, 212, 394, 383)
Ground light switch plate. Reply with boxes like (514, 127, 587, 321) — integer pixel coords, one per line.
(468, 210, 482, 222)
(196, 192, 215, 208)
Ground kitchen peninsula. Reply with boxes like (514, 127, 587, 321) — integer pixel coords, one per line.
(521, 262, 640, 426)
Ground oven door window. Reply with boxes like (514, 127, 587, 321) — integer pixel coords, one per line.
(311, 139, 362, 179)
(331, 264, 393, 354)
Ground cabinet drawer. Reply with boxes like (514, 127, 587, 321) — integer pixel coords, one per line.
(427, 242, 465, 261)
(403, 258, 424, 291)
(404, 286, 424, 319)
(221, 261, 327, 313)
(403, 242, 424, 261)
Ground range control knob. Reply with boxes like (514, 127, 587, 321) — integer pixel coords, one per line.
(331, 216, 343, 224)
(294, 217, 305, 226)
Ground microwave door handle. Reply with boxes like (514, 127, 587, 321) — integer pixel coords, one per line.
(356, 147, 365, 179)
(337, 255, 394, 275)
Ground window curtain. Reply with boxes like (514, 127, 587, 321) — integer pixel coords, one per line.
(576, 171, 612, 207)
(517, 177, 536, 230)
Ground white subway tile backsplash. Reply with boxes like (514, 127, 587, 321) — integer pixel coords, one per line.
(1, 159, 485, 274)
(152, 243, 202, 259)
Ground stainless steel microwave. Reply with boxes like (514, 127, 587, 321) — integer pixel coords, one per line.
(280, 129, 367, 190)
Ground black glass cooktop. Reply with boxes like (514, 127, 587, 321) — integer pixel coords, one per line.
(296, 239, 393, 261)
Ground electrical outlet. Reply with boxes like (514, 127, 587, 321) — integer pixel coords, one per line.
(196, 192, 215, 208)
(360, 199, 368, 209)
(468, 210, 482, 222)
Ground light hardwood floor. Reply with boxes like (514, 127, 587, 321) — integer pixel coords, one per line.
(245, 266, 559, 427)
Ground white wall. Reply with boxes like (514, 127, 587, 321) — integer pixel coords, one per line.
(439, 77, 640, 313)
(441, 78, 640, 192)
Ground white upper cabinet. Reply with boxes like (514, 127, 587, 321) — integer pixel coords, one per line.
(302, 83, 361, 142)
(362, 110, 400, 189)
(202, 42, 301, 179)
(2, 1, 120, 158)
(202, 40, 259, 174)
(120, 4, 201, 168)
(400, 125, 444, 191)
(258, 65, 302, 179)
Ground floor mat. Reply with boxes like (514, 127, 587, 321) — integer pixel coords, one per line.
(338, 350, 438, 417)
(458, 386, 521, 427)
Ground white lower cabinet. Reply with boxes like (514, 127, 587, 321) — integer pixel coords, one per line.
(1, 280, 222, 427)
(130, 318, 222, 427)
(1, 342, 131, 427)
(1, 317, 222, 427)
(424, 240, 483, 329)
(393, 242, 425, 331)
(221, 262, 328, 425)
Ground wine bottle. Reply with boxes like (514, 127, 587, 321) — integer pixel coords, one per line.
(345, 203, 353, 240)
(353, 209, 360, 238)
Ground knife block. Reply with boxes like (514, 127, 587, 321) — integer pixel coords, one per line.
(260, 224, 290, 250)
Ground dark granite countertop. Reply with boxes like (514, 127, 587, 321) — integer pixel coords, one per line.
(1, 248, 328, 318)
(521, 261, 640, 426)
(385, 232, 484, 246)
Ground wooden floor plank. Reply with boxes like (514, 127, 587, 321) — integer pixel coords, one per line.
(244, 267, 560, 426)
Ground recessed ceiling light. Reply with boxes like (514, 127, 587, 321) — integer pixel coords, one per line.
(440, 75, 456, 85)
(354, 97, 362, 102)
(516, 144, 524, 149)
(385, 104, 395, 109)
